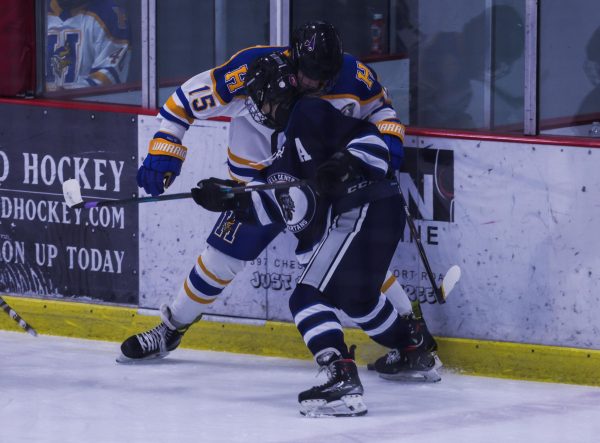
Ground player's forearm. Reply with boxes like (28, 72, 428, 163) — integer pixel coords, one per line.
(156, 118, 188, 143)
(345, 134, 391, 180)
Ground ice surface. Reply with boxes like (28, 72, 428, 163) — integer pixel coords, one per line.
(1, 331, 600, 443)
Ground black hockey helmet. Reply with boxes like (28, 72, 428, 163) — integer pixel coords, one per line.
(291, 21, 343, 93)
(245, 52, 299, 130)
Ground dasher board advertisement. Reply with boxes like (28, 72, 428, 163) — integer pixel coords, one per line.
(0, 104, 139, 304)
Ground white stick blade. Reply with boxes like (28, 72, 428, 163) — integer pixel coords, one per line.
(442, 265, 461, 298)
(63, 179, 83, 208)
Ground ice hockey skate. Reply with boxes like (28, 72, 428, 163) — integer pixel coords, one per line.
(299, 353, 367, 418)
(117, 305, 189, 363)
(370, 346, 442, 382)
(368, 314, 442, 382)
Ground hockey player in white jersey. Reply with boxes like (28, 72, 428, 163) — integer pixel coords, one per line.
(118, 22, 440, 383)
(193, 52, 426, 416)
(46, 0, 130, 90)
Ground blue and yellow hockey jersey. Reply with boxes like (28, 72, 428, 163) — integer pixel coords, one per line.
(156, 46, 402, 183)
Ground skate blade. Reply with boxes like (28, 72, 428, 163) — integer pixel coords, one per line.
(378, 365, 442, 383)
(115, 351, 170, 364)
(370, 355, 443, 382)
(433, 354, 443, 370)
(300, 395, 368, 418)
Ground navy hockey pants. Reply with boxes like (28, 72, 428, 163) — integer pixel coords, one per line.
(289, 194, 410, 359)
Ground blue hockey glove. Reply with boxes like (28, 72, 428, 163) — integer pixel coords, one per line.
(192, 178, 251, 212)
(137, 136, 188, 196)
(376, 120, 406, 171)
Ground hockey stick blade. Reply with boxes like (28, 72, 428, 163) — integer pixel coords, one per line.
(0, 297, 38, 336)
(63, 178, 84, 208)
(440, 265, 461, 301)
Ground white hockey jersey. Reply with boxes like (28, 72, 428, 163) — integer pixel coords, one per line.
(46, 0, 130, 90)
(156, 45, 399, 183)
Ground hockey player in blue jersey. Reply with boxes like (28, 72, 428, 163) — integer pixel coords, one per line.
(192, 52, 431, 417)
(119, 22, 440, 383)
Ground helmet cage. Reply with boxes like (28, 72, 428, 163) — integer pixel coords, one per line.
(245, 53, 298, 130)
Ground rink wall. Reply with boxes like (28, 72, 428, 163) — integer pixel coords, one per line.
(1, 99, 600, 386)
(138, 117, 600, 351)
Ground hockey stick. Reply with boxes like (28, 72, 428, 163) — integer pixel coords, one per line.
(221, 180, 309, 194)
(62, 179, 308, 209)
(0, 296, 38, 336)
(398, 189, 461, 304)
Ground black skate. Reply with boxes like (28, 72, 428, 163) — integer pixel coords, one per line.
(368, 315, 442, 382)
(299, 354, 367, 418)
(416, 315, 438, 353)
(116, 305, 188, 363)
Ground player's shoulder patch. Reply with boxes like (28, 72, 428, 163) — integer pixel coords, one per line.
(327, 53, 383, 102)
(211, 45, 285, 103)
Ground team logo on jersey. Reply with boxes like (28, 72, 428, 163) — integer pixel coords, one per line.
(213, 210, 241, 243)
(356, 62, 374, 89)
(268, 173, 316, 233)
(50, 42, 74, 79)
(278, 193, 296, 221)
(304, 34, 316, 52)
(225, 65, 248, 94)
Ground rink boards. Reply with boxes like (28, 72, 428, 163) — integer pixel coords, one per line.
(1, 102, 599, 385)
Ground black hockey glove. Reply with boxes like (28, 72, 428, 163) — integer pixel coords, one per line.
(191, 178, 251, 212)
(315, 151, 361, 198)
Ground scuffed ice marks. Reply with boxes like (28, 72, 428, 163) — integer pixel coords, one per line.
(0, 262, 56, 295)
